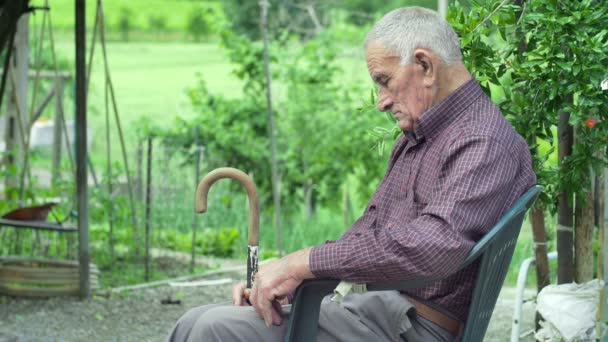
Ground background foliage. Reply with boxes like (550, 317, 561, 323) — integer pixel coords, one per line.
(6, 0, 605, 290)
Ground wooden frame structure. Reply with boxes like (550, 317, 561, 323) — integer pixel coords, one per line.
(0, 0, 90, 298)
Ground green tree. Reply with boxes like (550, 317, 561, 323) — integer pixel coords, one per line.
(278, 31, 386, 214)
(221, 0, 279, 40)
(448, 0, 608, 285)
(341, 0, 437, 25)
(187, 7, 210, 42)
(148, 14, 167, 39)
(117, 7, 132, 41)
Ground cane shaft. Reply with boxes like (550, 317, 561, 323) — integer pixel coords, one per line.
(247, 244, 259, 288)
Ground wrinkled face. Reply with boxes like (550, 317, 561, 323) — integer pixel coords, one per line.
(365, 41, 435, 132)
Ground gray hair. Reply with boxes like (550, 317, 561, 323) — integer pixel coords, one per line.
(365, 7, 462, 65)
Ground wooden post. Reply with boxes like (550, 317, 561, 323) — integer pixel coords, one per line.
(260, 0, 284, 256)
(75, 0, 90, 299)
(14, 14, 28, 149)
(557, 110, 574, 284)
(136, 142, 144, 202)
(97, 2, 140, 258)
(52, 78, 64, 183)
(4, 13, 28, 200)
(144, 137, 153, 281)
(105, 79, 114, 266)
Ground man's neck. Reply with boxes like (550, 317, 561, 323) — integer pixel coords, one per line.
(434, 62, 472, 105)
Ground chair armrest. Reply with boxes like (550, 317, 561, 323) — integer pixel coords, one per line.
(284, 278, 436, 342)
(285, 279, 340, 342)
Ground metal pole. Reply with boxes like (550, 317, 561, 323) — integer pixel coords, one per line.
(145, 137, 153, 281)
(52, 79, 64, 184)
(438, 0, 448, 18)
(136, 142, 144, 201)
(259, 0, 284, 256)
(191, 126, 201, 273)
(75, 0, 90, 299)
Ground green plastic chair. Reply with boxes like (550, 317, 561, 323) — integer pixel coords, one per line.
(285, 185, 542, 342)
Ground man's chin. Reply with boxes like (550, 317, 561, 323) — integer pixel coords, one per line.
(398, 122, 413, 132)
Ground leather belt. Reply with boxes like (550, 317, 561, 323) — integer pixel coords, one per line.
(407, 296, 461, 337)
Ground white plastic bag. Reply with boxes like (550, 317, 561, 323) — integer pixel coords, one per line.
(535, 279, 603, 342)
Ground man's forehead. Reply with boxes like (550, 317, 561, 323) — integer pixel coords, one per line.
(365, 41, 400, 60)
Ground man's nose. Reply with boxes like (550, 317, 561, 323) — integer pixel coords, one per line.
(377, 92, 393, 112)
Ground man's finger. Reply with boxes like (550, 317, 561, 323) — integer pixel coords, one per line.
(261, 299, 274, 327)
(253, 287, 274, 327)
(232, 282, 248, 306)
(271, 300, 283, 326)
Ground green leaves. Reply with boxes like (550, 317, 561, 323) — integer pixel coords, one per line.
(278, 30, 386, 207)
(449, 0, 608, 210)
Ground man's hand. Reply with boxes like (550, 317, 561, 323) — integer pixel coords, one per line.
(249, 248, 315, 327)
(231, 283, 291, 307)
(232, 281, 252, 306)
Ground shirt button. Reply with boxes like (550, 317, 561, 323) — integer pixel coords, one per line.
(355, 233, 361, 237)
(368, 205, 376, 212)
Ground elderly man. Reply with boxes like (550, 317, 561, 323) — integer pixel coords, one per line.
(167, 6, 535, 342)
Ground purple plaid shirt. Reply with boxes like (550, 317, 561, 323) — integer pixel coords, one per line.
(309, 79, 536, 322)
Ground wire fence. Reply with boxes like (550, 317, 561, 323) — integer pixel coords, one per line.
(94, 137, 254, 284)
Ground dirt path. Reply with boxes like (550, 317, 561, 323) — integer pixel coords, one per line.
(0, 270, 536, 342)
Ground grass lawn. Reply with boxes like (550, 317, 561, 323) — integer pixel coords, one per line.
(49, 39, 245, 164)
(30, 0, 224, 33)
(54, 39, 243, 119)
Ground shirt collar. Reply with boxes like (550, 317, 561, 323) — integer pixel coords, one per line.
(411, 78, 484, 143)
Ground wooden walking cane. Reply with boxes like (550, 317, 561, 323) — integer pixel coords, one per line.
(195, 167, 260, 289)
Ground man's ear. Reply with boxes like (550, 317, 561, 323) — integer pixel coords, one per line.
(413, 49, 437, 87)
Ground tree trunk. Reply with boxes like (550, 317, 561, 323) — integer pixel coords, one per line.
(75, 0, 90, 299)
(574, 171, 595, 283)
(529, 206, 550, 328)
(260, 0, 283, 256)
(557, 110, 575, 283)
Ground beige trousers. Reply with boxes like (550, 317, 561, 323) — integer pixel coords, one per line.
(166, 291, 455, 342)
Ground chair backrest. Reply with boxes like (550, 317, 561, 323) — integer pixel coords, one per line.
(460, 185, 541, 342)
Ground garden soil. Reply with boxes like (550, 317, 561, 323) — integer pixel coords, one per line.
(0, 269, 536, 342)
